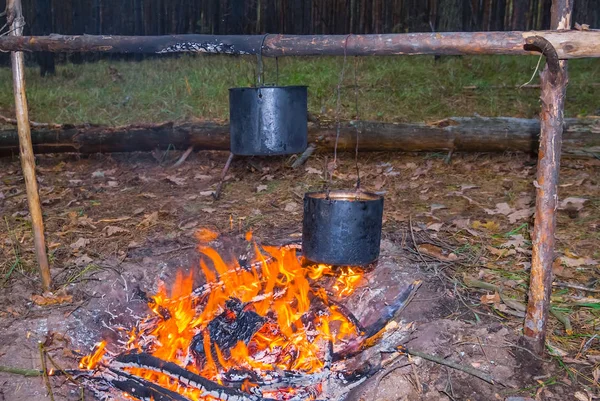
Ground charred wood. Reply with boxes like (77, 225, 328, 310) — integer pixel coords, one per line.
(106, 368, 192, 401)
(113, 352, 276, 401)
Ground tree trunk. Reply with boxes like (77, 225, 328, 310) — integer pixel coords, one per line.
(512, 0, 529, 29)
(0, 118, 597, 158)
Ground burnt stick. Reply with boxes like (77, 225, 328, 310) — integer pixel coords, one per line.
(113, 352, 277, 401)
(107, 368, 192, 401)
(332, 280, 421, 361)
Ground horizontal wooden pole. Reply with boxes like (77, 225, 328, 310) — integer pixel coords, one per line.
(0, 118, 598, 158)
(0, 31, 598, 59)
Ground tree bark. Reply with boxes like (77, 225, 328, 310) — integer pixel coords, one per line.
(524, 0, 573, 356)
(7, 0, 52, 291)
(0, 118, 597, 158)
(0, 31, 598, 59)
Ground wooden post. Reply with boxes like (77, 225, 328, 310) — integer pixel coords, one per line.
(7, 0, 52, 291)
(523, 0, 573, 354)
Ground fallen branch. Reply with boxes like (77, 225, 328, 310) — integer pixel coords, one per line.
(553, 281, 600, 293)
(0, 114, 63, 129)
(404, 348, 496, 385)
(38, 342, 55, 401)
(291, 143, 316, 169)
(171, 145, 194, 168)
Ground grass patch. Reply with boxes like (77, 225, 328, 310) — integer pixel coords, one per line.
(0, 55, 598, 125)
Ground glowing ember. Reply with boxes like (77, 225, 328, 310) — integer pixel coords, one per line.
(81, 231, 367, 400)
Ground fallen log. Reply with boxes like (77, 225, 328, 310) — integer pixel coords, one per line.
(0, 117, 598, 158)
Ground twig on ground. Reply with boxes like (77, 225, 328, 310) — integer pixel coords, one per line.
(213, 152, 235, 200)
(0, 114, 63, 129)
(291, 143, 317, 169)
(171, 146, 194, 168)
(0, 365, 45, 376)
(553, 281, 600, 293)
(405, 348, 497, 385)
(39, 342, 56, 401)
(45, 352, 80, 386)
(408, 216, 431, 271)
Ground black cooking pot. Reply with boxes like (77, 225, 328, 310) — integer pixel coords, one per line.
(302, 191, 384, 266)
(229, 86, 308, 156)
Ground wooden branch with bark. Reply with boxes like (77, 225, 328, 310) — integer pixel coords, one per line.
(6, 0, 52, 291)
(0, 31, 598, 59)
(524, 0, 573, 355)
(0, 118, 597, 158)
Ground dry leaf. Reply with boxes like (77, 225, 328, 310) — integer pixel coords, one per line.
(284, 202, 299, 212)
(593, 367, 599, 385)
(507, 207, 535, 223)
(104, 226, 130, 236)
(559, 256, 598, 268)
(202, 208, 216, 214)
(138, 211, 159, 228)
(486, 245, 516, 257)
(133, 207, 145, 215)
(480, 292, 501, 305)
(426, 222, 443, 231)
(70, 237, 90, 250)
(140, 193, 157, 199)
(305, 167, 321, 175)
(257, 185, 268, 193)
(107, 181, 119, 187)
(430, 203, 447, 212)
(559, 197, 588, 211)
(460, 184, 479, 192)
(417, 243, 458, 261)
(165, 175, 186, 186)
(200, 191, 215, 197)
(484, 202, 514, 216)
(472, 220, 500, 232)
(194, 174, 212, 181)
(500, 234, 528, 249)
(552, 258, 575, 278)
(32, 290, 73, 306)
(179, 220, 198, 230)
(73, 254, 93, 266)
(574, 391, 590, 401)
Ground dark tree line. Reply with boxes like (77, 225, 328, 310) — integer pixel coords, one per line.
(0, 0, 597, 73)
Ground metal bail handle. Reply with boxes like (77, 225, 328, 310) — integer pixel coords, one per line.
(256, 33, 269, 87)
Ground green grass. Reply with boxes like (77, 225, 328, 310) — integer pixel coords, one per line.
(0, 55, 598, 125)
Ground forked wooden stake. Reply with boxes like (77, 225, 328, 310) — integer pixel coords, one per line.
(523, 0, 573, 354)
(7, 0, 52, 291)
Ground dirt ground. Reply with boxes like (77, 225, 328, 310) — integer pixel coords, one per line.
(0, 149, 599, 401)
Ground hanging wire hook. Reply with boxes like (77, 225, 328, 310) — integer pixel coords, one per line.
(328, 34, 353, 197)
(256, 33, 269, 87)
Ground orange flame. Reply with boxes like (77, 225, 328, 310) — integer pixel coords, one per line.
(81, 239, 365, 400)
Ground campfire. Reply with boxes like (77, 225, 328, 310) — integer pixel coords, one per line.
(78, 229, 419, 401)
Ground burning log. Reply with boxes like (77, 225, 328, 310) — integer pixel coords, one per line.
(105, 368, 193, 401)
(113, 353, 275, 401)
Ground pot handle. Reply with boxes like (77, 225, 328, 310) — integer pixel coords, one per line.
(256, 33, 269, 87)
